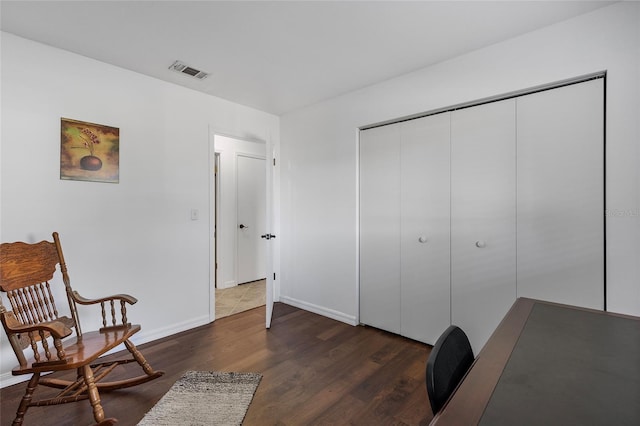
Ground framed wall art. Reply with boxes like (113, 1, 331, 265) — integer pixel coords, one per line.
(60, 118, 119, 183)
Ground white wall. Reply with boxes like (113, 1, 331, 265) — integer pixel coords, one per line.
(279, 2, 640, 323)
(0, 32, 279, 386)
(214, 134, 266, 289)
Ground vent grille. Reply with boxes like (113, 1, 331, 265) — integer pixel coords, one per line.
(169, 60, 209, 80)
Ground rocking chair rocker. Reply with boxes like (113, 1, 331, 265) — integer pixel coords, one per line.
(0, 232, 164, 425)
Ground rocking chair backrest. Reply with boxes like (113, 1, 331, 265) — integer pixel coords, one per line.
(0, 233, 81, 365)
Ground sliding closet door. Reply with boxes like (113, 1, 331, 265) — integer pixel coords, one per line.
(451, 99, 517, 353)
(516, 79, 604, 309)
(400, 113, 451, 344)
(360, 124, 401, 334)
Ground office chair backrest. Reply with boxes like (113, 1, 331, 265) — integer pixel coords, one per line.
(426, 325, 474, 415)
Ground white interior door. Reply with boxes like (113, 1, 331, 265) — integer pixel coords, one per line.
(516, 79, 604, 309)
(237, 155, 266, 285)
(264, 146, 274, 328)
(400, 112, 451, 344)
(359, 124, 402, 335)
(214, 153, 220, 288)
(451, 99, 517, 354)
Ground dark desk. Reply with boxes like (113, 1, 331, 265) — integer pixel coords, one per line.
(431, 298, 640, 425)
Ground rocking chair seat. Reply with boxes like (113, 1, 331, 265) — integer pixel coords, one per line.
(13, 324, 141, 375)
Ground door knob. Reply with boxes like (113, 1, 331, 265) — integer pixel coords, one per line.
(418, 236, 428, 243)
(239, 224, 248, 229)
(475, 240, 487, 248)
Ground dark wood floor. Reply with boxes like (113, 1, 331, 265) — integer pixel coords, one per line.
(1, 303, 433, 426)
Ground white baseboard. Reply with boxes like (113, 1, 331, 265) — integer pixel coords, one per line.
(0, 372, 30, 388)
(130, 315, 210, 346)
(279, 296, 358, 326)
(0, 315, 210, 389)
(219, 280, 237, 289)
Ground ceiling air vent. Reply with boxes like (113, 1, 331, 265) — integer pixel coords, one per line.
(169, 60, 209, 80)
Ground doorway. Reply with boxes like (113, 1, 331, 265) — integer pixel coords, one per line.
(212, 135, 268, 320)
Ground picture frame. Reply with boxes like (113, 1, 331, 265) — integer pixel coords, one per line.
(60, 118, 119, 183)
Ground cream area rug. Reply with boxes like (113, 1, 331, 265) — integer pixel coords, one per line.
(137, 371, 262, 425)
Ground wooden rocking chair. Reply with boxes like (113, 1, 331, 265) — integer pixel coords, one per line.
(0, 232, 164, 425)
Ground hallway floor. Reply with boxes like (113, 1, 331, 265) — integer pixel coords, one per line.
(215, 279, 266, 319)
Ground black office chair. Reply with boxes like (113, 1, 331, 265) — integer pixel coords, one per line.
(426, 325, 475, 415)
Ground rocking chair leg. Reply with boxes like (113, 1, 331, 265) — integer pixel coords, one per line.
(13, 372, 40, 426)
(81, 364, 106, 423)
(124, 339, 156, 376)
(94, 418, 118, 425)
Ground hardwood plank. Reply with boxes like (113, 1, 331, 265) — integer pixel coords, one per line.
(1, 303, 432, 426)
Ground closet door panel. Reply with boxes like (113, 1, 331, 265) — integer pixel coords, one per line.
(359, 124, 401, 334)
(516, 79, 604, 309)
(400, 113, 451, 344)
(451, 100, 517, 354)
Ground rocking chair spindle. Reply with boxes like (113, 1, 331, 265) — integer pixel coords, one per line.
(0, 232, 164, 425)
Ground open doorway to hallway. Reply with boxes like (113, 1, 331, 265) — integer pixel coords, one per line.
(213, 135, 267, 319)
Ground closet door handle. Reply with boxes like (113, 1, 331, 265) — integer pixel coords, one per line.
(418, 236, 428, 243)
(475, 240, 487, 248)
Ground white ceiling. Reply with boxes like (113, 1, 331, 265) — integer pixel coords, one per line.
(0, 1, 613, 115)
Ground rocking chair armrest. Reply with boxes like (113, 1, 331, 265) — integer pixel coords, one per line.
(72, 291, 138, 306)
(2, 312, 73, 339)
